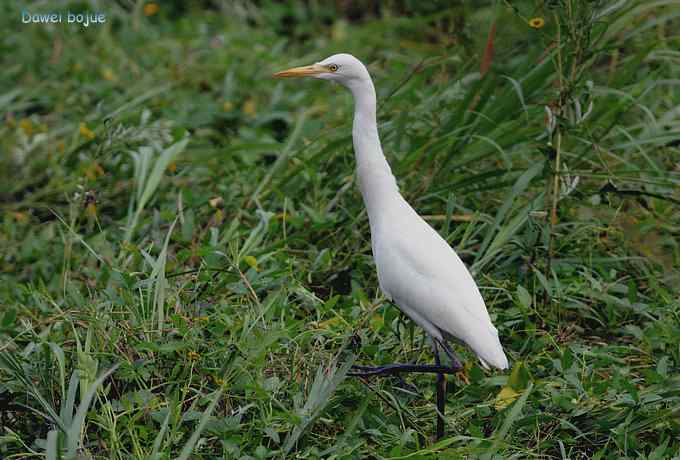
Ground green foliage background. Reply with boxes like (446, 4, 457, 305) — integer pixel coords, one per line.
(1, 0, 679, 458)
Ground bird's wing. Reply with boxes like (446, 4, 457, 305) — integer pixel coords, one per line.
(371, 197, 499, 339)
(373, 202, 508, 368)
(377, 201, 493, 326)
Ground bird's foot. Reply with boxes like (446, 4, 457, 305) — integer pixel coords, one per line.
(349, 363, 461, 377)
(456, 368, 470, 385)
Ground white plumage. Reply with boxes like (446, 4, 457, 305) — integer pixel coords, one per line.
(275, 53, 508, 370)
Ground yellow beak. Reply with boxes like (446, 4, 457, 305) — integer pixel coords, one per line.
(273, 64, 327, 78)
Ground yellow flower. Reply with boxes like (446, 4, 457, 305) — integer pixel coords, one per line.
(243, 99, 257, 117)
(86, 202, 97, 219)
(79, 122, 95, 140)
(187, 351, 201, 360)
(243, 255, 260, 272)
(19, 118, 33, 136)
(529, 17, 545, 29)
(167, 161, 177, 173)
(11, 212, 29, 223)
(213, 208, 224, 226)
(121, 241, 138, 253)
(85, 162, 105, 180)
(102, 67, 116, 82)
(222, 101, 234, 112)
(144, 3, 159, 16)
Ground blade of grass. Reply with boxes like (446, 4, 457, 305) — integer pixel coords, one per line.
(150, 406, 172, 460)
(66, 364, 119, 458)
(46, 429, 59, 460)
(0, 353, 65, 432)
(283, 353, 355, 454)
(482, 382, 533, 459)
(473, 161, 545, 270)
(125, 138, 189, 242)
(149, 218, 178, 333)
(176, 388, 224, 460)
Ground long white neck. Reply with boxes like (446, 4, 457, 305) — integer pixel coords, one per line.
(347, 78, 399, 222)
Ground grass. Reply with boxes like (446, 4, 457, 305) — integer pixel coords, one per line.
(1, 0, 679, 458)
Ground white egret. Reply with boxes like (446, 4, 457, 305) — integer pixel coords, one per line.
(275, 54, 508, 437)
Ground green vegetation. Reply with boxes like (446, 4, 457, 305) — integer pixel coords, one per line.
(1, 1, 679, 458)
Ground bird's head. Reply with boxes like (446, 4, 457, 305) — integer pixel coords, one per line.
(274, 53, 370, 88)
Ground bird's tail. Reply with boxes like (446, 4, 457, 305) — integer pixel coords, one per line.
(471, 327, 509, 370)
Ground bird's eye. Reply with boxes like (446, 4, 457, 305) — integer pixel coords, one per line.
(328, 64, 339, 72)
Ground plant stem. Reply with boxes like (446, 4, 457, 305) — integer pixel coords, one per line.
(544, 10, 565, 307)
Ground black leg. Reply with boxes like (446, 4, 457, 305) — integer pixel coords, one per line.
(434, 342, 446, 441)
(349, 339, 462, 377)
(348, 338, 463, 441)
(348, 363, 459, 377)
(437, 338, 463, 370)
